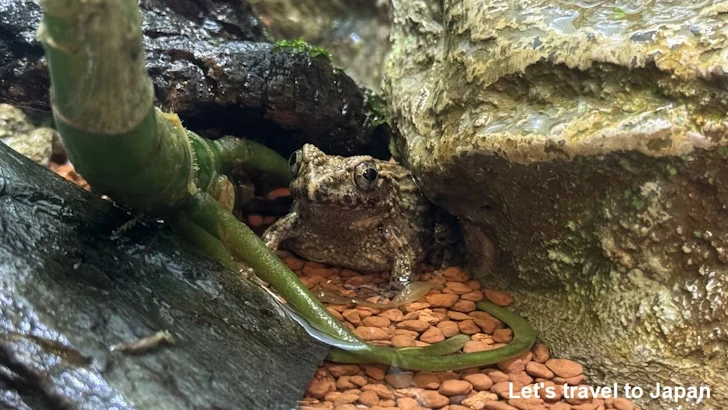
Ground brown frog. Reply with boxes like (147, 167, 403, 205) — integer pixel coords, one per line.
(262, 144, 437, 289)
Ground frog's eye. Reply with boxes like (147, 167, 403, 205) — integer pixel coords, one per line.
(289, 149, 303, 176)
(354, 161, 378, 190)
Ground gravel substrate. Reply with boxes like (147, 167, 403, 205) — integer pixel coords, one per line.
(284, 256, 640, 410)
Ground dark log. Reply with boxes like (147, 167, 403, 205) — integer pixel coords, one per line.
(0, 0, 390, 159)
(0, 142, 329, 409)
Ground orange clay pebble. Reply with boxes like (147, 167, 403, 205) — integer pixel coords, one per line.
(442, 266, 470, 282)
(463, 373, 493, 391)
(333, 392, 359, 407)
(497, 351, 532, 374)
(483, 289, 513, 307)
(265, 187, 290, 199)
(402, 311, 420, 321)
(483, 370, 510, 383)
(418, 390, 450, 408)
(384, 372, 413, 389)
(447, 311, 471, 321)
(396, 397, 423, 410)
(327, 365, 360, 377)
(428, 275, 448, 289)
(420, 326, 445, 343)
(532, 343, 550, 363)
(306, 373, 336, 399)
(439, 379, 473, 396)
(545, 359, 583, 378)
(335, 376, 355, 390)
(492, 328, 513, 343)
(463, 340, 490, 353)
(362, 316, 390, 327)
(341, 309, 361, 324)
(508, 397, 544, 409)
(525, 362, 555, 379)
(509, 371, 533, 386)
(397, 320, 430, 332)
(414, 372, 441, 389)
(418, 310, 441, 325)
(283, 255, 305, 270)
(405, 302, 431, 312)
(352, 326, 390, 341)
(358, 390, 379, 407)
(461, 391, 500, 409)
(391, 334, 417, 347)
(451, 299, 476, 313)
(461, 290, 485, 301)
(302, 264, 331, 278)
(378, 309, 404, 322)
(361, 383, 394, 399)
(491, 381, 521, 399)
(458, 319, 480, 335)
(437, 321, 460, 337)
(359, 364, 385, 380)
(324, 391, 340, 402)
(471, 333, 494, 343)
(465, 279, 481, 289)
(473, 317, 498, 334)
(247, 214, 264, 228)
(443, 282, 472, 295)
(326, 307, 344, 321)
(425, 293, 459, 308)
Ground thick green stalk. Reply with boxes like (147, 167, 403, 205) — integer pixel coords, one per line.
(170, 213, 238, 271)
(38, 0, 194, 213)
(213, 136, 293, 185)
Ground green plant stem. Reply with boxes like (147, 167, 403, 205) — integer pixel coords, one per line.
(170, 213, 238, 271)
(38, 0, 194, 213)
(328, 301, 537, 371)
(212, 136, 293, 185)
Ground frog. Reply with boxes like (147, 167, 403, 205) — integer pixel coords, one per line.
(262, 144, 438, 290)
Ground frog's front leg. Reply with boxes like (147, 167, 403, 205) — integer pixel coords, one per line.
(382, 224, 418, 289)
(262, 211, 299, 251)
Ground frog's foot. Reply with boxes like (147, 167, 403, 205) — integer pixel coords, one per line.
(261, 212, 298, 251)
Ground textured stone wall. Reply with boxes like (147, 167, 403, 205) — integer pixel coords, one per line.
(384, 1, 728, 408)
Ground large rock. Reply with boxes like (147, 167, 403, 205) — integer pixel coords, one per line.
(0, 142, 329, 409)
(385, 1, 728, 409)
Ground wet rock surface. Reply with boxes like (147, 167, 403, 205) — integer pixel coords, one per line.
(0, 0, 389, 158)
(250, 0, 391, 91)
(384, 1, 728, 408)
(0, 142, 329, 409)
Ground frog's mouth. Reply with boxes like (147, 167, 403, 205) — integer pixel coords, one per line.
(290, 185, 379, 210)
